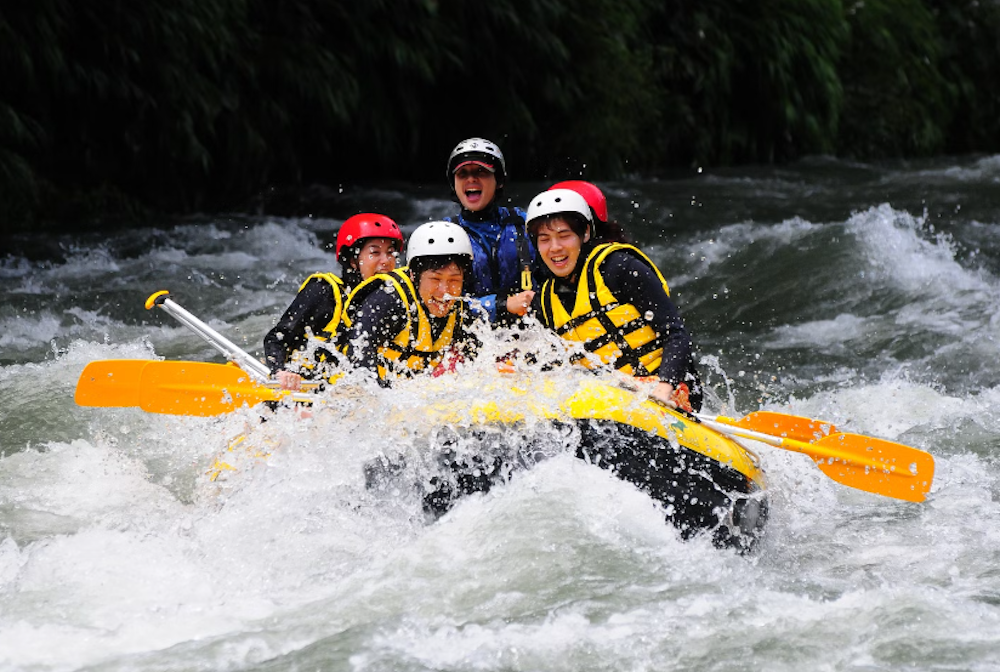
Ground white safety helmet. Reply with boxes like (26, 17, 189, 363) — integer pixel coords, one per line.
(446, 137, 507, 180)
(406, 221, 474, 265)
(526, 188, 593, 228)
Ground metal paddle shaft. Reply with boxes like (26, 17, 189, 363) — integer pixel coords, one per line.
(145, 290, 272, 381)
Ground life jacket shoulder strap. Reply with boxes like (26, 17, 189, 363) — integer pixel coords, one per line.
(344, 268, 414, 328)
(298, 272, 346, 338)
(586, 242, 670, 297)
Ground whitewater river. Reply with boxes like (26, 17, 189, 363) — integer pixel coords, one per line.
(2, 155, 1000, 670)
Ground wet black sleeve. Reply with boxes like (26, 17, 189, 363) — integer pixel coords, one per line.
(600, 250, 695, 386)
(263, 278, 340, 374)
(344, 282, 408, 379)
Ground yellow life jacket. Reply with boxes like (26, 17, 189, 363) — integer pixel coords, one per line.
(299, 272, 347, 338)
(345, 267, 467, 380)
(538, 243, 670, 376)
(289, 273, 346, 372)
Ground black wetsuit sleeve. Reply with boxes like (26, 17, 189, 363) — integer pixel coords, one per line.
(600, 250, 695, 386)
(344, 283, 408, 379)
(263, 278, 339, 374)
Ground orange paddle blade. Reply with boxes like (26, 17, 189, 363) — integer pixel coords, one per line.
(805, 432, 934, 503)
(138, 361, 282, 416)
(698, 417, 934, 502)
(717, 411, 838, 443)
(75, 359, 149, 408)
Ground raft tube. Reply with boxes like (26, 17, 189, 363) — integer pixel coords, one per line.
(375, 376, 768, 553)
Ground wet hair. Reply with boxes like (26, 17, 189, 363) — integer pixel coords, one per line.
(409, 254, 472, 283)
(341, 265, 363, 289)
(595, 218, 631, 244)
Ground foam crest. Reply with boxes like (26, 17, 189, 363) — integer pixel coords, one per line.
(668, 216, 823, 276)
(847, 203, 991, 295)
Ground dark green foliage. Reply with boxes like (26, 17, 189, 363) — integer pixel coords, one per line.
(420, 0, 662, 178)
(927, 0, 1000, 154)
(837, 0, 954, 158)
(0, 0, 998, 230)
(644, 0, 847, 166)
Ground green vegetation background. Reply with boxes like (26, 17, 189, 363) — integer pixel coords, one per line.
(2, 0, 998, 232)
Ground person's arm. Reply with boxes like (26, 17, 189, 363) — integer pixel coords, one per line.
(600, 251, 694, 387)
(263, 278, 338, 375)
(344, 283, 408, 382)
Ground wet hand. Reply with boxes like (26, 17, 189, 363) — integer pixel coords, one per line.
(650, 382, 694, 413)
(506, 289, 535, 316)
(276, 369, 303, 391)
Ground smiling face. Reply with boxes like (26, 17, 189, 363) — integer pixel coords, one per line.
(453, 165, 498, 212)
(415, 261, 465, 317)
(351, 238, 400, 280)
(534, 217, 590, 278)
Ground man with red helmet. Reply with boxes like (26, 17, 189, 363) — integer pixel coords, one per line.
(263, 213, 404, 390)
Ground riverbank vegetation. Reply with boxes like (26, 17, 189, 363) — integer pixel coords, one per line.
(2, 0, 998, 231)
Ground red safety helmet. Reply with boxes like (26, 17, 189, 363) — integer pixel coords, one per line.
(549, 180, 608, 224)
(335, 213, 403, 263)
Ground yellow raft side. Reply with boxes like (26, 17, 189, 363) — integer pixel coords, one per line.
(414, 375, 766, 490)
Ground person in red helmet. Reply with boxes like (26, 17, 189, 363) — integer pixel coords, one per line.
(264, 213, 404, 390)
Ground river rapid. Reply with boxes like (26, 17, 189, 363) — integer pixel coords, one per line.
(2, 155, 1000, 671)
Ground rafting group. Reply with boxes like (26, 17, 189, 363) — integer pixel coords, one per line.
(265, 137, 704, 416)
(75, 137, 937, 555)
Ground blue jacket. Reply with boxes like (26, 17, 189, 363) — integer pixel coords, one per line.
(447, 204, 535, 322)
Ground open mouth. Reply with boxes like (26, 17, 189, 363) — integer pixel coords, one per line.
(464, 188, 482, 203)
(428, 296, 454, 313)
(548, 254, 569, 268)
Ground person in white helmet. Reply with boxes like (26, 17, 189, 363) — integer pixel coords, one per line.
(524, 188, 703, 412)
(344, 221, 482, 384)
(445, 137, 537, 325)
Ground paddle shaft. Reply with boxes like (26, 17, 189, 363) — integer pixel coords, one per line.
(699, 411, 837, 444)
(146, 291, 271, 381)
(698, 418, 880, 470)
